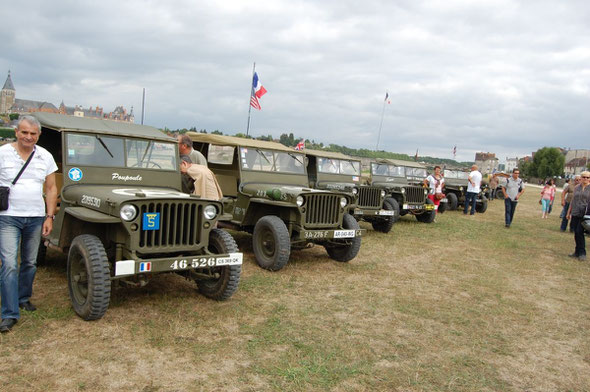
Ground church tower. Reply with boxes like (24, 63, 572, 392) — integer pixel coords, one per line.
(1, 70, 16, 114)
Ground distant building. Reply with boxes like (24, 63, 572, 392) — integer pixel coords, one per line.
(1, 70, 134, 123)
(0, 70, 15, 114)
(564, 149, 590, 176)
(474, 152, 499, 174)
(505, 157, 519, 173)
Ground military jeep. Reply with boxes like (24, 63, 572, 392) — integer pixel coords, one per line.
(187, 133, 363, 271)
(305, 149, 397, 233)
(369, 159, 435, 223)
(33, 113, 243, 321)
(442, 169, 488, 213)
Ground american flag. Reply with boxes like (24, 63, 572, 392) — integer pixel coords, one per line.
(250, 72, 267, 110)
(384, 92, 391, 104)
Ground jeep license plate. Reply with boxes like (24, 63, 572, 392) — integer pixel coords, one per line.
(334, 230, 355, 238)
(425, 204, 435, 211)
(378, 210, 395, 216)
(403, 204, 422, 210)
(440, 198, 448, 203)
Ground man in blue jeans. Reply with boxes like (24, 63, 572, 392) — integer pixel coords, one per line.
(502, 168, 525, 228)
(0, 115, 58, 333)
(463, 164, 482, 215)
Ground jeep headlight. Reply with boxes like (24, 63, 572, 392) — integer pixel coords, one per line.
(296, 195, 304, 207)
(380, 190, 386, 197)
(459, 186, 463, 191)
(340, 197, 348, 208)
(352, 187, 358, 195)
(120, 204, 138, 221)
(203, 204, 218, 220)
(424, 189, 428, 195)
(401, 188, 406, 194)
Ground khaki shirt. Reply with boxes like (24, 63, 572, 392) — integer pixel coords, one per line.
(186, 164, 223, 200)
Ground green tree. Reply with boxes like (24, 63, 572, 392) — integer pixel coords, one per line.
(531, 147, 565, 178)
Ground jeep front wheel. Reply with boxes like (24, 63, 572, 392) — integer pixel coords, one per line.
(416, 199, 436, 223)
(252, 216, 290, 271)
(325, 213, 361, 262)
(476, 197, 488, 213)
(196, 229, 241, 300)
(67, 234, 111, 321)
(371, 197, 398, 233)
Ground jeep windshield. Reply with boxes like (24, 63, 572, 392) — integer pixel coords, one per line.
(371, 163, 405, 177)
(457, 171, 469, 180)
(240, 147, 305, 174)
(407, 168, 427, 178)
(318, 158, 360, 175)
(66, 133, 177, 170)
(444, 170, 457, 178)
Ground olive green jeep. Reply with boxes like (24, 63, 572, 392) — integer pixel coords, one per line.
(442, 169, 488, 213)
(305, 149, 397, 233)
(187, 133, 363, 271)
(33, 113, 242, 320)
(369, 159, 436, 223)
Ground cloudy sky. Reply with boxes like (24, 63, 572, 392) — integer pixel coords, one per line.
(2, 0, 589, 162)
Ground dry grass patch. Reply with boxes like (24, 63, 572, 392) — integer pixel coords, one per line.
(1, 188, 590, 391)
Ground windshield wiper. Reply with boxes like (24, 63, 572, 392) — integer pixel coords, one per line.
(288, 152, 303, 166)
(95, 135, 114, 158)
(139, 141, 153, 165)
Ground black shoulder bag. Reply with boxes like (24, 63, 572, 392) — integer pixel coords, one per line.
(0, 149, 36, 211)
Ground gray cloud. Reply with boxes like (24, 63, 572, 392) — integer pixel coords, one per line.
(1, 0, 589, 161)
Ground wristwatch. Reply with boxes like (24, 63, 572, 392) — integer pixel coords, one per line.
(45, 214, 55, 220)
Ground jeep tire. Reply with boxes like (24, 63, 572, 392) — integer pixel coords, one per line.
(447, 192, 458, 211)
(253, 216, 290, 271)
(325, 213, 361, 262)
(416, 198, 436, 223)
(196, 229, 241, 300)
(476, 197, 488, 213)
(371, 197, 399, 233)
(67, 234, 111, 321)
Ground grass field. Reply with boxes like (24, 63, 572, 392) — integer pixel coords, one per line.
(1, 187, 589, 391)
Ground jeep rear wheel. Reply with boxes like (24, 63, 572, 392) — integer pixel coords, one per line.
(196, 229, 241, 300)
(67, 235, 111, 321)
(252, 216, 290, 271)
(447, 192, 458, 210)
(325, 213, 361, 262)
(416, 199, 436, 223)
(371, 197, 398, 233)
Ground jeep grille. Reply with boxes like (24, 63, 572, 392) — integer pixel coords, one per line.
(138, 201, 203, 250)
(357, 186, 382, 208)
(304, 194, 340, 227)
(405, 186, 427, 204)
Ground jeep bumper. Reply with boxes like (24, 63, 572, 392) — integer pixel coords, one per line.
(114, 252, 243, 277)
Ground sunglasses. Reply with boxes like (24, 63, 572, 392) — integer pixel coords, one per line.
(582, 176, 590, 179)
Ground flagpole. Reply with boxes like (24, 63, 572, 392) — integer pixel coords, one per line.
(375, 92, 387, 151)
(246, 62, 256, 137)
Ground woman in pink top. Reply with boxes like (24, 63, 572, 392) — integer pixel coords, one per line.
(540, 180, 555, 219)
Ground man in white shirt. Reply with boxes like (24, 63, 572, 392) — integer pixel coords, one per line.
(463, 164, 482, 215)
(0, 115, 58, 333)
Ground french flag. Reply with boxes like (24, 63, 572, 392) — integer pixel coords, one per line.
(250, 72, 267, 110)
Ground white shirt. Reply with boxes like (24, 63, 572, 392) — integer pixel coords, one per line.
(467, 170, 482, 193)
(0, 144, 58, 217)
(426, 174, 444, 194)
